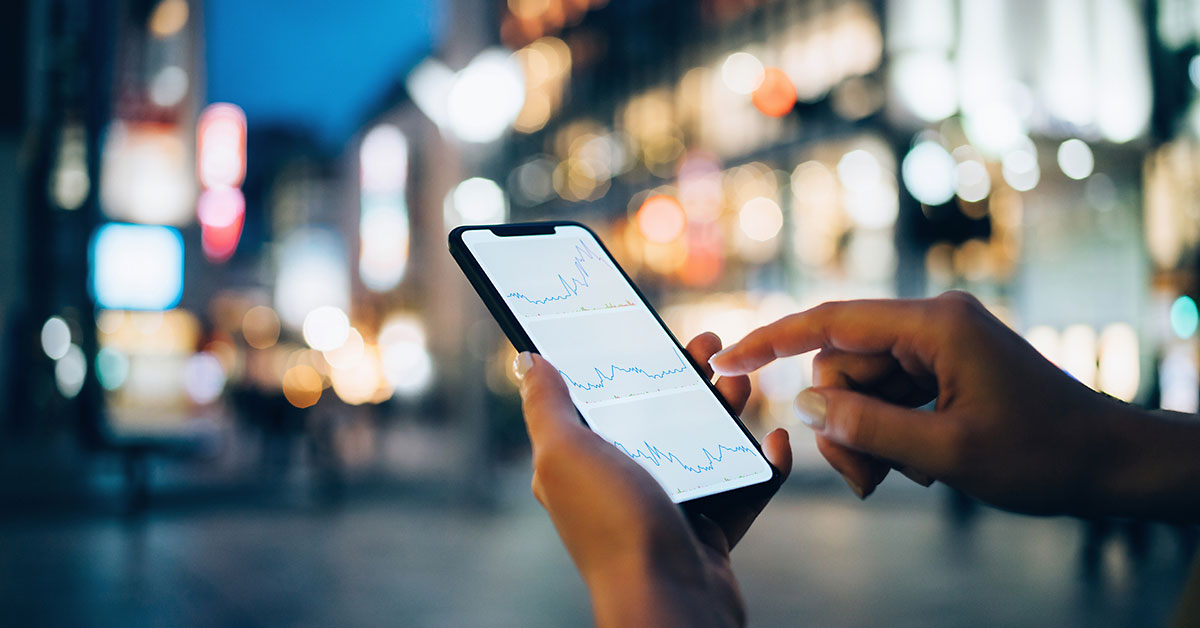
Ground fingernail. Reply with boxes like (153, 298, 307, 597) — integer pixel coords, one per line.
(707, 348, 731, 371)
(513, 352, 534, 380)
(842, 475, 867, 500)
(793, 388, 827, 430)
(899, 466, 934, 487)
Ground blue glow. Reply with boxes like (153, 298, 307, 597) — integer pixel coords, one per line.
(90, 223, 184, 311)
(1171, 296, 1199, 339)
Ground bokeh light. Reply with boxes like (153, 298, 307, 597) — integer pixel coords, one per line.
(183, 352, 226, 405)
(95, 347, 130, 391)
(197, 187, 245, 262)
(1056, 139, 1094, 180)
(955, 159, 991, 203)
(149, 66, 188, 108)
(302, 306, 351, 352)
(90, 223, 185, 311)
(738, 197, 784, 241)
(446, 48, 526, 143)
(55, 344, 87, 399)
(721, 52, 765, 95)
(836, 149, 881, 190)
(1001, 142, 1040, 192)
(241, 305, 281, 349)
(901, 141, 957, 206)
(323, 327, 366, 370)
(41, 316, 71, 360)
(274, 227, 350, 330)
(331, 345, 384, 405)
(282, 364, 322, 408)
(148, 0, 189, 38)
(751, 67, 797, 117)
(1061, 324, 1098, 388)
(379, 314, 434, 398)
(1097, 323, 1139, 402)
(636, 194, 686, 243)
(450, 177, 508, 224)
(1170, 295, 1199, 339)
(197, 103, 247, 189)
(891, 52, 956, 122)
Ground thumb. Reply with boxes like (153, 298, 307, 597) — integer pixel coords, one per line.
(514, 352, 586, 444)
(792, 387, 951, 475)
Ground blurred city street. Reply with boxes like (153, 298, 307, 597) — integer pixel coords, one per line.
(2, 469, 1194, 628)
(4, 0, 1200, 624)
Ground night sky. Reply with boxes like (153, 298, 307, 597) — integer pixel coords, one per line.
(204, 0, 440, 148)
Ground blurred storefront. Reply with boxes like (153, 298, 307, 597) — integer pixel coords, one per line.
(8, 0, 1200, 505)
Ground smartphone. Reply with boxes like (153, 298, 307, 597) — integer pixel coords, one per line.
(449, 221, 776, 507)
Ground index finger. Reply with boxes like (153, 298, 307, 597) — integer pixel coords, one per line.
(709, 299, 933, 376)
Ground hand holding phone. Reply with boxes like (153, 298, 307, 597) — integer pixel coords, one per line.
(449, 221, 778, 506)
(513, 338, 793, 628)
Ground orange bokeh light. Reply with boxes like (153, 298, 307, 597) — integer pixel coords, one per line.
(636, 194, 686, 243)
(282, 364, 322, 408)
(752, 67, 797, 118)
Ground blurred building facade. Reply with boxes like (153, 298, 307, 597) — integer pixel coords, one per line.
(6, 0, 1200, 506)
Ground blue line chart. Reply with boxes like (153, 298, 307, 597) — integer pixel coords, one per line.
(613, 440, 756, 474)
(505, 239, 608, 306)
(557, 348, 690, 392)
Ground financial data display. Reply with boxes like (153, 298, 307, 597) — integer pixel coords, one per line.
(463, 225, 773, 502)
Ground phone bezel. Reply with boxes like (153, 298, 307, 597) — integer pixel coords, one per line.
(448, 220, 779, 512)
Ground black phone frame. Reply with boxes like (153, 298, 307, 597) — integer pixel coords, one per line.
(448, 220, 780, 513)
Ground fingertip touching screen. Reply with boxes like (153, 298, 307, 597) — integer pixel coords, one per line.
(462, 225, 773, 503)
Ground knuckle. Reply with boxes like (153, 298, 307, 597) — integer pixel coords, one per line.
(811, 351, 841, 388)
(834, 394, 876, 448)
(933, 291, 983, 333)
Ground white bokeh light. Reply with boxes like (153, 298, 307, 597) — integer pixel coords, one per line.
(55, 344, 87, 399)
(721, 52, 765, 95)
(302, 306, 351, 352)
(41, 316, 71, 360)
(891, 52, 957, 122)
(901, 141, 957, 205)
(446, 49, 526, 143)
(955, 160, 991, 202)
(448, 177, 507, 226)
(738, 197, 784, 241)
(1056, 139, 1094, 180)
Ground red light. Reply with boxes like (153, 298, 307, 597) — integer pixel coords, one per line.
(752, 68, 797, 118)
(197, 103, 247, 189)
(197, 187, 245, 262)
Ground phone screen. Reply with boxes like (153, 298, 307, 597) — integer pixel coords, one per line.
(460, 224, 774, 503)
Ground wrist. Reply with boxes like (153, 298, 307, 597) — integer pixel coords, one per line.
(586, 553, 736, 628)
(1088, 400, 1200, 521)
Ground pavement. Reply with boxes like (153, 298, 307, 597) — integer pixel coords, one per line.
(0, 467, 1194, 628)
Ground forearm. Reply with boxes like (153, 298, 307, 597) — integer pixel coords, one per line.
(1091, 403, 1200, 522)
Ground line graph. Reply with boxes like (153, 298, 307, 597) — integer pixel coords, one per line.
(614, 440, 756, 475)
(528, 308, 701, 404)
(504, 240, 604, 305)
(472, 236, 639, 317)
(557, 348, 689, 392)
(588, 388, 774, 501)
(463, 226, 774, 502)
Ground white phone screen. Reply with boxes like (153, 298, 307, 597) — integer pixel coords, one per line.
(462, 225, 773, 502)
